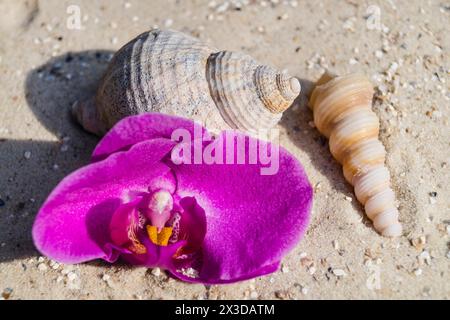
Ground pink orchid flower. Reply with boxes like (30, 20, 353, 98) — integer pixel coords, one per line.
(32, 113, 312, 284)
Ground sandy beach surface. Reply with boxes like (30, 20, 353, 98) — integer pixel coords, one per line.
(0, 0, 449, 300)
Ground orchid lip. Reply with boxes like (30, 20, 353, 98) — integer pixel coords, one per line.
(145, 190, 174, 232)
(110, 190, 179, 250)
(107, 189, 207, 278)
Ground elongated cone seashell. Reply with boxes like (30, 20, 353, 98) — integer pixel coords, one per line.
(309, 71, 402, 237)
(72, 29, 301, 136)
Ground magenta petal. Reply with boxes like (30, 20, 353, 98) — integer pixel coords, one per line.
(168, 132, 313, 283)
(92, 113, 211, 162)
(32, 139, 176, 264)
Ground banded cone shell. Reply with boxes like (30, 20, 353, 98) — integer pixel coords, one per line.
(72, 29, 301, 136)
(309, 71, 402, 237)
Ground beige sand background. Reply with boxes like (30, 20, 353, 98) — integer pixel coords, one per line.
(0, 0, 448, 300)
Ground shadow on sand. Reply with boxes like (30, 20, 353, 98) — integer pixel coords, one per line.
(279, 78, 366, 233)
(0, 50, 113, 263)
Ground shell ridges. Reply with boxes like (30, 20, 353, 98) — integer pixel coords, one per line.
(309, 71, 402, 237)
(73, 29, 300, 135)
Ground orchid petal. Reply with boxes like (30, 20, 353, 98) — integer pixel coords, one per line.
(168, 131, 313, 283)
(32, 139, 176, 264)
(92, 113, 210, 162)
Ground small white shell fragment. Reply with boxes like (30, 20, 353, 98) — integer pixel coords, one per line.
(418, 251, 431, 265)
(332, 240, 340, 250)
(151, 267, 161, 277)
(102, 274, 110, 281)
(61, 266, 74, 275)
(67, 272, 78, 281)
(332, 268, 347, 277)
(37, 263, 47, 271)
(49, 260, 60, 270)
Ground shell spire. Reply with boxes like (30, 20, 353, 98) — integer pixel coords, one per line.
(206, 51, 300, 131)
(255, 65, 301, 113)
(309, 71, 402, 237)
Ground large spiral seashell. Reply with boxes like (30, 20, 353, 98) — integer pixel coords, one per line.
(72, 29, 301, 136)
(309, 71, 402, 237)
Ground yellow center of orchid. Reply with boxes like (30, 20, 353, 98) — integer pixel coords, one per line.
(147, 225, 173, 246)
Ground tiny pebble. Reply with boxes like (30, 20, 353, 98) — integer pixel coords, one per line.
(281, 265, 290, 273)
(308, 266, 316, 275)
(411, 236, 427, 251)
(164, 19, 173, 27)
(342, 17, 355, 31)
(418, 251, 431, 265)
(151, 267, 161, 277)
(37, 263, 48, 271)
(67, 272, 78, 281)
(349, 58, 358, 65)
(314, 182, 322, 192)
(2, 288, 13, 300)
(333, 268, 347, 277)
(215, 2, 229, 13)
(49, 260, 60, 269)
(61, 266, 74, 275)
(344, 196, 352, 202)
(102, 274, 110, 281)
(24, 151, 31, 159)
(301, 286, 308, 295)
(332, 240, 340, 250)
(413, 268, 422, 276)
(250, 291, 259, 299)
